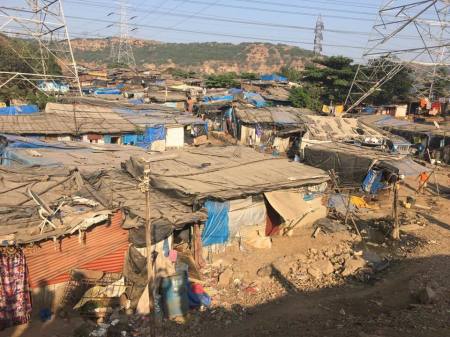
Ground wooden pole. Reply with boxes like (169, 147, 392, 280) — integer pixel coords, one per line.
(433, 171, 440, 197)
(392, 181, 400, 240)
(140, 165, 156, 335)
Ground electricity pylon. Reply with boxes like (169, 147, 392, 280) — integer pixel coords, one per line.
(314, 15, 324, 56)
(345, 0, 449, 112)
(0, 0, 81, 95)
(110, 0, 136, 68)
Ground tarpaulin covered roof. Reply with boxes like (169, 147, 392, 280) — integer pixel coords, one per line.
(0, 105, 39, 115)
(234, 106, 311, 125)
(260, 74, 288, 82)
(303, 142, 428, 184)
(0, 166, 112, 244)
(1, 136, 149, 172)
(115, 108, 205, 127)
(123, 146, 329, 205)
(45, 103, 137, 134)
(85, 169, 206, 229)
(301, 115, 384, 142)
(359, 115, 450, 137)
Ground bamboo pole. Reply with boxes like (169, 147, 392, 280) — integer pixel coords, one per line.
(392, 181, 400, 240)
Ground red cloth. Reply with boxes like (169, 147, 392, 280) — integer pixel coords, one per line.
(190, 283, 205, 295)
(0, 248, 32, 330)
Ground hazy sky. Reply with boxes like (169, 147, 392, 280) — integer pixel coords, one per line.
(8, 0, 387, 60)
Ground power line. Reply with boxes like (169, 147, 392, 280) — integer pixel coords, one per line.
(229, 0, 377, 16)
(63, 0, 428, 42)
(163, 0, 377, 21)
(64, 14, 408, 51)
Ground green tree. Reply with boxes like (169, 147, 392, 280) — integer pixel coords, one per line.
(303, 55, 356, 104)
(239, 72, 258, 80)
(364, 58, 414, 105)
(280, 66, 302, 82)
(289, 85, 322, 111)
(204, 73, 239, 88)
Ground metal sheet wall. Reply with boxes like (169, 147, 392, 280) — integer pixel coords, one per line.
(25, 211, 129, 288)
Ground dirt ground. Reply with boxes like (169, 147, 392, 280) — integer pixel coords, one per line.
(2, 168, 449, 337)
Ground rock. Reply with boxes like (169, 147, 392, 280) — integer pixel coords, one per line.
(307, 267, 322, 279)
(310, 259, 334, 275)
(218, 269, 233, 287)
(341, 257, 366, 277)
(417, 286, 438, 304)
(244, 236, 272, 249)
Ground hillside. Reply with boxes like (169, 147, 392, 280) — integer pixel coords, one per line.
(71, 38, 315, 74)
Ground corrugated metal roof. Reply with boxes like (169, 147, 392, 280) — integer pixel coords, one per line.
(25, 211, 128, 288)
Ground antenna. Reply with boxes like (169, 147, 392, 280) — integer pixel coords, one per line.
(0, 0, 81, 95)
(345, 0, 449, 112)
(314, 15, 324, 56)
(110, 0, 136, 68)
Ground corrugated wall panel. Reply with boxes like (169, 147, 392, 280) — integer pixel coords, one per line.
(26, 211, 128, 288)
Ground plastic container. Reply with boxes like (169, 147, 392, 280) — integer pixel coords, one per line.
(160, 273, 189, 318)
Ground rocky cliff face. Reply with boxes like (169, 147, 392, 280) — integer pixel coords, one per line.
(72, 38, 313, 73)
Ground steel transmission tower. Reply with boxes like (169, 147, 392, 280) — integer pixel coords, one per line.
(0, 0, 81, 94)
(110, 0, 136, 67)
(345, 0, 449, 112)
(314, 15, 324, 56)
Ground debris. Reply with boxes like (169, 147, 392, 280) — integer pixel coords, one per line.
(417, 285, 438, 304)
(312, 226, 321, 238)
(310, 259, 334, 276)
(257, 265, 272, 278)
(400, 224, 425, 232)
(218, 269, 234, 287)
(341, 257, 366, 277)
(414, 204, 431, 210)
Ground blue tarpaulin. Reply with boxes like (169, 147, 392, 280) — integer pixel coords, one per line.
(244, 92, 267, 108)
(362, 169, 385, 194)
(134, 125, 166, 148)
(122, 134, 143, 145)
(0, 105, 39, 115)
(94, 88, 121, 95)
(201, 200, 230, 246)
(203, 95, 234, 103)
(128, 98, 145, 105)
(260, 74, 288, 82)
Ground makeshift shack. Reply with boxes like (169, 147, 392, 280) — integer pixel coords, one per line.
(123, 146, 330, 254)
(303, 142, 429, 188)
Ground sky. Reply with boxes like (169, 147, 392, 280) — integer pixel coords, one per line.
(5, 0, 446, 63)
(59, 0, 385, 60)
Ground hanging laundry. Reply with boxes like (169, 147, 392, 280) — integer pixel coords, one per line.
(0, 247, 32, 330)
(419, 97, 429, 108)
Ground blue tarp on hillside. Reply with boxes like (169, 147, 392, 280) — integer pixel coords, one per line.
(260, 74, 288, 82)
(94, 88, 121, 95)
(0, 105, 39, 115)
(201, 200, 230, 246)
(244, 92, 267, 108)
